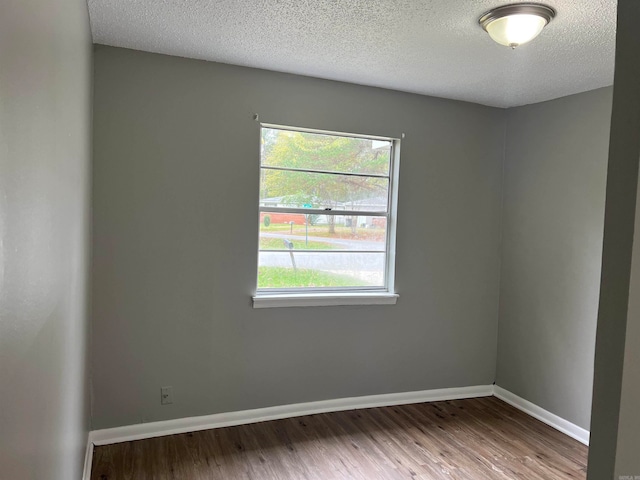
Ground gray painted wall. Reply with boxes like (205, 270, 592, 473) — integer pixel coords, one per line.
(0, 0, 92, 478)
(588, 2, 640, 477)
(496, 88, 612, 430)
(91, 45, 504, 429)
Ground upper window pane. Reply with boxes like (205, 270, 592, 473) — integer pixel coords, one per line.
(261, 127, 391, 176)
(260, 169, 389, 211)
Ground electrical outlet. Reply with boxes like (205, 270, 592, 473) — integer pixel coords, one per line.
(161, 386, 173, 405)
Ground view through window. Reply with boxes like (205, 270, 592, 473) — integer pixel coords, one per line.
(257, 126, 396, 292)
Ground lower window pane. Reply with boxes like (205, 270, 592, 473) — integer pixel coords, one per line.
(257, 252, 385, 289)
(259, 212, 387, 251)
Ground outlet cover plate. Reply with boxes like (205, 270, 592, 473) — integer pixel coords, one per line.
(161, 386, 173, 405)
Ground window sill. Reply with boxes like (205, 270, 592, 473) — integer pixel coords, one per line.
(252, 292, 399, 309)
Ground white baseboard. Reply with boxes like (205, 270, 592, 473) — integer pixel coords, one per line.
(82, 435, 94, 480)
(89, 385, 493, 446)
(493, 385, 590, 446)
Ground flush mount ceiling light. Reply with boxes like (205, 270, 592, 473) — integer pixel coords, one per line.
(479, 3, 556, 48)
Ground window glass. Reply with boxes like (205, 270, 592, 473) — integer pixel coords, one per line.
(257, 126, 396, 293)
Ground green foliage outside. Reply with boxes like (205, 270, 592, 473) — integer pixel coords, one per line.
(263, 215, 271, 227)
(257, 267, 368, 289)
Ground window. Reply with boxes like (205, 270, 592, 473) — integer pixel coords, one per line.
(253, 125, 399, 308)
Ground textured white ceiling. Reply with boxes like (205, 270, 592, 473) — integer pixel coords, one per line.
(87, 0, 616, 108)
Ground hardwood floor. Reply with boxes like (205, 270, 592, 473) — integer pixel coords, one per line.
(91, 397, 588, 479)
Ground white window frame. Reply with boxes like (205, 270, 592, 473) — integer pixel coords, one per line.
(252, 124, 400, 308)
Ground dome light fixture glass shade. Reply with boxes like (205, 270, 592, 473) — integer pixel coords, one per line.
(479, 4, 556, 48)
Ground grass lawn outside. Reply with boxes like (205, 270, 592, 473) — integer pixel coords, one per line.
(259, 237, 337, 250)
(258, 266, 369, 288)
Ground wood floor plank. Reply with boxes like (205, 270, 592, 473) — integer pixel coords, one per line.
(91, 397, 588, 480)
